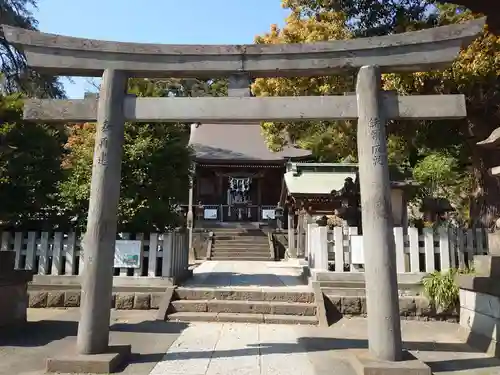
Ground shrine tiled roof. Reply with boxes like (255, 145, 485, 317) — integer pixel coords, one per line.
(188, 123, 311, 162)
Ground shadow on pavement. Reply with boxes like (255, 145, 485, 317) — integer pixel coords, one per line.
(0, 318, 187, 347)
(154, 336, 500, 373)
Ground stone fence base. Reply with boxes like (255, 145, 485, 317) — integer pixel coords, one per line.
(28, 290, 163, 310)
(459, 276, 500, 357)
(322, 294, 458, 322)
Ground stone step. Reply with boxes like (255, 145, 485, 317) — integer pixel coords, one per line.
(170, 299, 317, 316)
(215, 241, 269, 246)
(215, 239, 268, 244)
(166, 312, 318, 325)
(211, 251, 271, 257)
(212, 231, 266, 236)
(210, 256, 272, 261)
(174, 288, 315, 302)
(215, 236, 269, 244)
(212, 246, 269, 252)
(213, 245, 270, 251)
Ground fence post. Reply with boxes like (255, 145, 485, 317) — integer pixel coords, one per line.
(162, 232, 173, 278)
(393, 227, 405, 273)
(423, 228, 435, 273)
(287, 212, 296, 258)
(0, 232, 10, 251)
(66, 232, 77, 275)
(312, 225, 329, 271)
(439, 227, 451, 272)
(52, 232, 63, 275)
(13, 232, 22, 269)
(408, 227, 420, 272)
(307, 223, 317, 266)
(174, 231, 180, 277)
(333, 227, 344, 272)
(38, 232, 50, 275)
(25, 232, 37, 271)
(134, 233, 144, 277)
(148, 233, 159, 277)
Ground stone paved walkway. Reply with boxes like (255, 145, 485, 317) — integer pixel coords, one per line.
(149, 318, 500, 375)
(149, 322, 334, 375)
(2, 309, 500, 374)
(184, 260, 309, 288)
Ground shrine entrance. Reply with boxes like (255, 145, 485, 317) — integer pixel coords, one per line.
(6, 16, 483, 367)
(193, 161, 291, 224)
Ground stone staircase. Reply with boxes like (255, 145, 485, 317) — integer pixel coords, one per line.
(166, 287, 319, 325)
(210, 228, 274, 261)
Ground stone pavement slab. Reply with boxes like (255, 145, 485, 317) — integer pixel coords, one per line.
(149, 322, 322, 375)
(183, 260, 308, 288)
(295, 317, 500, 375)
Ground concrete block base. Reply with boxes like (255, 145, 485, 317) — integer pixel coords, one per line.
(349, 349, 431, 375)
(46, 344, 131, 374)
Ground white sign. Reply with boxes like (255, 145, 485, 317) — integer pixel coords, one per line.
(262, 209, 276, 220)
(114, 240, 141, 268)
(204, 208, 218, 219)
(350, 235, 365, 264)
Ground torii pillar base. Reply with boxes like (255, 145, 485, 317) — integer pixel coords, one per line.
(349, 349, 431, 375)
(46, 345, 131, 374)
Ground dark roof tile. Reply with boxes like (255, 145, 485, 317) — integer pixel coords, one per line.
(189, 123, 311, 161)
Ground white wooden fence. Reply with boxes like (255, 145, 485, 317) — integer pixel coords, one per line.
(307, 225, 488, 273)
(0, 231, 189, 278)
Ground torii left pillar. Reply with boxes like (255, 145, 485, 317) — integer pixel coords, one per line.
(47, 69, 131, 373)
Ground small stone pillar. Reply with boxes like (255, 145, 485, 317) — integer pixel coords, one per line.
(76, 69, 128, 355)
(356, 65, 403, 361)
(0, 251, 32, 328)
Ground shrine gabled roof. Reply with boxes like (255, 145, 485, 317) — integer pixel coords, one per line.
(284, 162, 417, 196)
(188, 122, 311, 162)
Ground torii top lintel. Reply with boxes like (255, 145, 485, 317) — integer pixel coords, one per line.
(1, 18, 485, 78)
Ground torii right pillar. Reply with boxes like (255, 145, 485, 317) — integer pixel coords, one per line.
(356, 66, 403, 362)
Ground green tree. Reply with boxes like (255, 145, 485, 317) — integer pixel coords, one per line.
(257, 1, 500, 226)
(59, 78, 194, 232)
(59, 121, 193, 232)
(1, 0, 64, 97)
(0, 93, 67, 229)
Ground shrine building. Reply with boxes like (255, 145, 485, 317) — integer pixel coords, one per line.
(188, 122, 311, 223)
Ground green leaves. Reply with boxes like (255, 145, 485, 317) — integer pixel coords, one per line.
(422, 267, 473, 311)
(59, 122, 193, 232)
(0, 94, 67, 229)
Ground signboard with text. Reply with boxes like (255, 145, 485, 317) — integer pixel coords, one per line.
(114, 240, 142, 268)
(350, 235, 365, 265)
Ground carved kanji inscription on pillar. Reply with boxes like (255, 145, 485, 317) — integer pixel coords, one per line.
(368, 118, 386, 167)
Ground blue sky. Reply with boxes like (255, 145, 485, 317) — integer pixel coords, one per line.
(35, 0, 289, 98)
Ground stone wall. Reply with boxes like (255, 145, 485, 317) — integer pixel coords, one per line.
(460, 288, 500, 353)
(0, 251, 33, 327)
(28, 290, 163, 310)
(323, 294, 458, 322)
(0, 283, 29, 326)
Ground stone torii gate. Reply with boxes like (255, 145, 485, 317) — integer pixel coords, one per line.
(2, 18, 483, 374)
